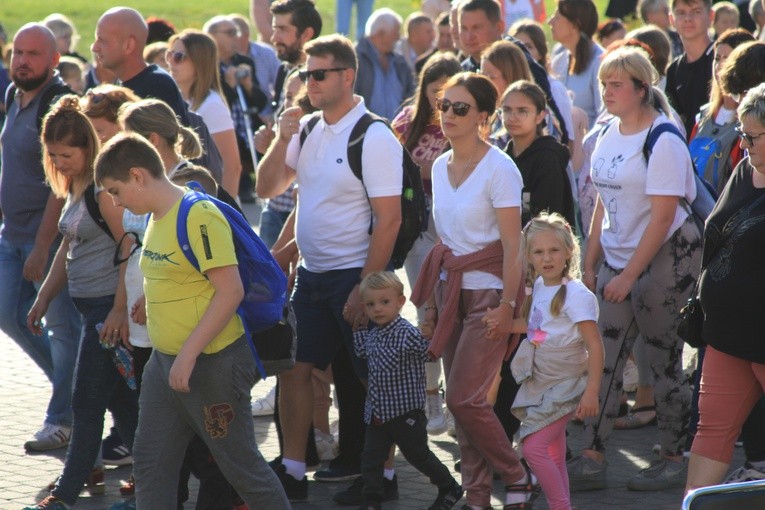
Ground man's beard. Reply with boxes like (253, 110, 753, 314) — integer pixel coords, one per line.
(277, 43, 302, 64)
(12, 70, 49, 92)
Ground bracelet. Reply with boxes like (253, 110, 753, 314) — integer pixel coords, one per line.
(424, 305, 438, 311)
(499, 297, 516, 308)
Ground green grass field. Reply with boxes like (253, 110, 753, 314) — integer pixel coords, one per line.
(2, 0, 610, 56)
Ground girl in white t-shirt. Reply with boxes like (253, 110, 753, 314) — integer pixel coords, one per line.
(496, 212, 603, 510)
(569, 46, 702, 491)
(167, 29, 242, 196)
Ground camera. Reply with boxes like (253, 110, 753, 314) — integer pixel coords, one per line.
(236, 67, 250, 80)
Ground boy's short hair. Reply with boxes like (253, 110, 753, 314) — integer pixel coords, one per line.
(713, 1, 740, 19)
(169, 164, 218, 195)
(671, 0, 712, 12)
(359, 271, 405, 298)
(95, 132, 165, 186)
(57, 56, 84, 80)
(459, 0, 503, 24)
(638, 0, 670, 23)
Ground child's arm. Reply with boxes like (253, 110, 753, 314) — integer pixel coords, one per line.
(574, 320, 604, 420)
(353, 329, 369, 359)
(169, 264, 244, 392)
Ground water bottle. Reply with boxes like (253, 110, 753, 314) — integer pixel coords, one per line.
(96, 323, 137, 390)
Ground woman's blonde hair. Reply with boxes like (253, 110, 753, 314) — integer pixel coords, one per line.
(168, 29, 227, 111)
(41, 95, 100, 200)
(481, 40, 532, 89)
(118, 99, 203, 161)
(598, 46, 671, 117)
(520, 212, 581, 321)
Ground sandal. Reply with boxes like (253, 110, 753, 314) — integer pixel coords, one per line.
(614, 405, 657, 430)
(503, 459, 542, 509)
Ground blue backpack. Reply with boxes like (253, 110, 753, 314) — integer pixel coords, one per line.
(176, 187, 292, 378)
(599, 120, 719, 229)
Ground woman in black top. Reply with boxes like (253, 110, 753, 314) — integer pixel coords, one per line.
(686, 83, 765, 493)
(501, 80, 575, 229)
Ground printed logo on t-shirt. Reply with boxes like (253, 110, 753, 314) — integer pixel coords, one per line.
(142, 249, 180, 266)
(528, 306, 547, 346)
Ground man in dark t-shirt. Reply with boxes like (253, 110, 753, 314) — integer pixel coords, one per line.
(665, 0, 714, 137)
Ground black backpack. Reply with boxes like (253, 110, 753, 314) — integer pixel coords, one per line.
(300, 112, 427, 269)
(4, 81, 73, 132)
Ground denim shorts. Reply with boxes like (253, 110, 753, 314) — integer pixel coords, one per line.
(290, 266, 368, 379)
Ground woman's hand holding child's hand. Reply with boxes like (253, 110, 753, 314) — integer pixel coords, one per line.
(131, 295, 147, 325)
(482, 306, 513, 340)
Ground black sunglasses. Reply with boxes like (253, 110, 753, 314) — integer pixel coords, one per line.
(436, 98, 476, 117)
(736, 126, 765, 146)
(298, 67, 347, 83)
(114, 231, 142, 266)
(165, 50, 187, 65)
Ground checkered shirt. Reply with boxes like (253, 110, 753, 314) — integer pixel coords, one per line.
(353, 316, 430, 424)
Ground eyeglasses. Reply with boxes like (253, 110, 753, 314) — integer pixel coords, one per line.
(735, 126, 765, 146)
(435, 98, 476, 117)
(213, 28, 240, 37)
(498, 106, 531, 120)
(113, 231, 142, 266)
(165, 50, 187, 65)
(298, 67, 348, 82)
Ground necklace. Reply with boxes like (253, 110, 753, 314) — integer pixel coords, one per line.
(449, 146, 477, 190)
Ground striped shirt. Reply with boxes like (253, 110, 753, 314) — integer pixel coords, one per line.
(353, 316, 430, 424)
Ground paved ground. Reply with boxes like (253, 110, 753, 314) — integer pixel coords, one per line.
(0, 201, 744, 509)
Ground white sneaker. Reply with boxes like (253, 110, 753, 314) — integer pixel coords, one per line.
(425, 393, 448, 435)
(623, 359, 638, 393)
(24, 423, 72, 451)
(251, 386, 276, 417)
(314, 428, 338, 461)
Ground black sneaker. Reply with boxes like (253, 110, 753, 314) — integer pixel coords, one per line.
(102, 427, 133, 466)
(429, 480, 463, 510)
(314, 465, 361, 482)
(333, 475, 399, 505)
(274, 463, 308, 501)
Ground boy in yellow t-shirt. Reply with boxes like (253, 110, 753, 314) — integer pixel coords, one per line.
(95, 133, 289, 509)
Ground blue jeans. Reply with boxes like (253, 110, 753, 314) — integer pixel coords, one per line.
(0, 236, 80, 425)
(52, 295, 139, 505)
(258, 207, 291, 249)
(336, 0, 374, 40)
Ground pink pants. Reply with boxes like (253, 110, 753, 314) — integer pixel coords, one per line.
(521, 414, 572, 510)
(438, 286, 525, 507)
(691, 346, 765, 463)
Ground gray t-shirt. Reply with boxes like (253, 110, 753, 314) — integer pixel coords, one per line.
(58, 188, 119, 298)
(0, 77, 65, 244)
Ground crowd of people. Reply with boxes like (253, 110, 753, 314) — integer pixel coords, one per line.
(2, 0, 765, 508)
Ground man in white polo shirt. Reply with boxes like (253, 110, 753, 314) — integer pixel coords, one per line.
(257, 34, 402, 501)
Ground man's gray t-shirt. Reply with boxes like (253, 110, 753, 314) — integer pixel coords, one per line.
(0, 77, 63, 244)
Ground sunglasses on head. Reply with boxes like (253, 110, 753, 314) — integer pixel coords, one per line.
(298, 67, 347, 83)
(436, 98, 476, 117)
(85, 89, 111, 105)
(165, 50, 187, 65)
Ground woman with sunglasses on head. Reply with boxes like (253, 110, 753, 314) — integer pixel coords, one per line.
(80, 84, 141, 145)
(391, 53, 462, 436)
(23, 96, 137, 510)
(549, 0, 603, 129)
(166, 29, 242, 197)
(685, 82, 765, 494)
(412, 72, 538, 510)
(567, 46, 701, 492)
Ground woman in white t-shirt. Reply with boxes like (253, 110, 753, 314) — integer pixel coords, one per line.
(568, 46, 702, 491)
(167, 29, 242, 196)
(412, 72, 536, 509)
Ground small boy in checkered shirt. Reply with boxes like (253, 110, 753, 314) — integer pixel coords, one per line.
(353, 271, 462, 510)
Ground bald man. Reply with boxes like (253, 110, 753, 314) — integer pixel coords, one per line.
(1, 23, 81, 459)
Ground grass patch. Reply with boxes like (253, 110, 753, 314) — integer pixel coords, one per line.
(3, 0, 611, 57)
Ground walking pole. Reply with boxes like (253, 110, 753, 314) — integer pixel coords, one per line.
(236, 83, 259, 168)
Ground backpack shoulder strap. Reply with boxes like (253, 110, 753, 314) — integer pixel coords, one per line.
(4, 84, 17, 113)
(298, 112, 322, 148)
(347, 112, 388, 182)
(84, 183, 114, 240)
(176, 191, 206, 272)
(36, 82, 73, 132)
(643, 122, 685, 161)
